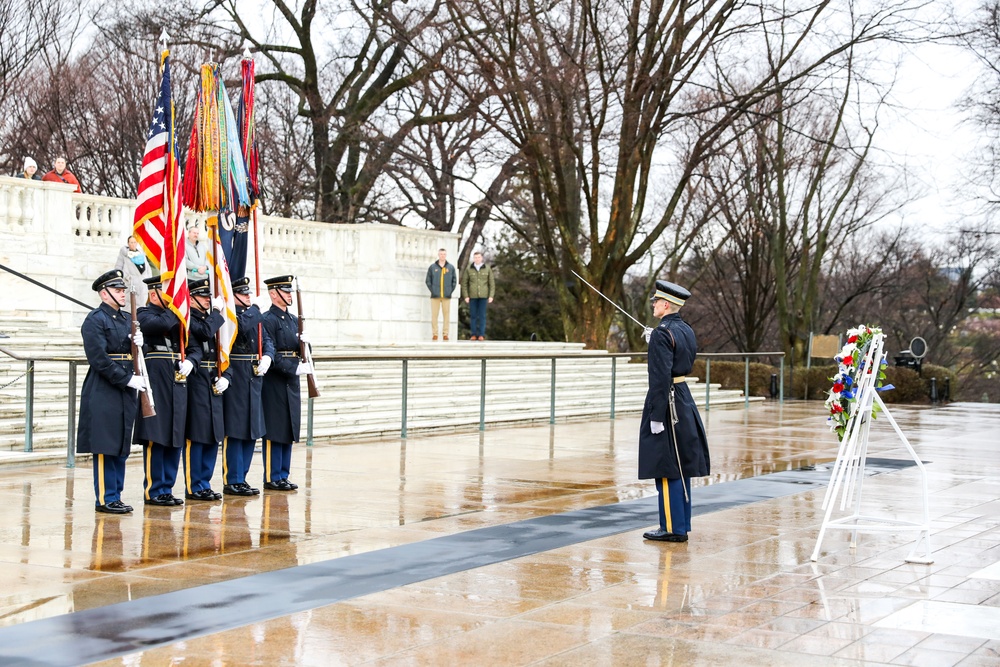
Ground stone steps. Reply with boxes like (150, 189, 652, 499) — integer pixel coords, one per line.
(0, 331, 758, 451)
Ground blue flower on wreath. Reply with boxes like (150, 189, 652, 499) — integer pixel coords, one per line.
(843, 376, 853, 387)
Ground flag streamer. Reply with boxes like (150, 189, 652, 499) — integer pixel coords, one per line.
(183, 64, 250, 214)
(182, 62, 251, 372)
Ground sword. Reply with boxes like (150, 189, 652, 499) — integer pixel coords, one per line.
(570, 270, 647, 329)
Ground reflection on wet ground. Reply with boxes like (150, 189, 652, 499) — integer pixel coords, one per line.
(1, 401, 999, 665)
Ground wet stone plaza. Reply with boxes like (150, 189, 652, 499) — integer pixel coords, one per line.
(0, 401, 998, 666)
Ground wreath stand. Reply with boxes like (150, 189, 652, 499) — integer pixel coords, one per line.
(810, 333, 933, 564)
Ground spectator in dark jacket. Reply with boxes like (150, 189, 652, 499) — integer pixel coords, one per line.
(17, 157, 41, 180)
(461, 251, 496, 340)
(425, 248, 457, 341)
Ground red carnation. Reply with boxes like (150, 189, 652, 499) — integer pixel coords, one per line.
(832, 382, 844, 392)
(843, 355, 853, 366)
(831, 404, 844, 413)
(848, 335, 858, 343)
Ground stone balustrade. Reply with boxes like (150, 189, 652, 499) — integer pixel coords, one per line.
(0, 176, 459, 340)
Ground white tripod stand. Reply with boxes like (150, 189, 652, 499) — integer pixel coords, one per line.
(810, 333, 933, 564)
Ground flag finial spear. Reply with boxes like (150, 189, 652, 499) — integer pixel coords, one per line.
(159, 29, 170, 51)
(242, 41, 252, 59)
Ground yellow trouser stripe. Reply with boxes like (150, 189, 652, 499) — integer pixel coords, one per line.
(185, 439, 193, 493)
(662, 478, 672, 534)
(97, 454, 106, 504)
(264, 439, 272, 482)
(144, 442, 153, 500)
(222, 437, 229, 481)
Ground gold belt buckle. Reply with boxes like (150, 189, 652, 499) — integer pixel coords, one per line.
(174, 371, 187, 384)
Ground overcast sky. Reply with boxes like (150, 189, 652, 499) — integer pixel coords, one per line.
(876, 36, 985, 237)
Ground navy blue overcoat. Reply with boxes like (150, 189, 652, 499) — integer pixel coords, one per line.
(638, 313, 710, 480)
(261, 305, 302, 444)
(133, 304, 201, 448)
(223, 304, 275, 440)
(77, 303, 138, 456)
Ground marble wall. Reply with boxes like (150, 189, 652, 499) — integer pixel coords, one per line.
(0, 176, 460, 341)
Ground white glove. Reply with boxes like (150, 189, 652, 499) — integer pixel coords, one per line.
(295, 361, 313, 376)
(252, 294, 271, 311)
(255, 355, 272, 376)
(212, 296, 226, 312)
(650, 421, 665, 434)
(178, 359, 194, 377)
(298, 331, 310, 344)
(642, 327, 653, 343)
(214, 377, 230, 393)
(130, 327, 144, 347)
(127, 375, 146, 391)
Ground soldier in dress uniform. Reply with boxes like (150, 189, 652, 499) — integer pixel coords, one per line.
(639, 280, 710, 542)
(77, 269, 145, 514)
(259, 275, 313, 490)
(221, 277, 275, 496)
(135, 275, 199, 506)
(185, 278, 228, 501)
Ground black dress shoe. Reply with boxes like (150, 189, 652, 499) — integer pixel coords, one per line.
(282, 479, 298, 490)
(170, 494, 184, 505)
(144, 494, 177, 507)
(108, 500, 134, 513)
(96, 503, 129, 514)
(186, 489, 221, 501)
(239, 483, 260, 495)
(263, 480, 293, 491)
(224, 484, 255, 497)
(642, 529, 688, 542)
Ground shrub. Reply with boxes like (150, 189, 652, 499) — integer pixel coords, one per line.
(691, 360, 782, 397)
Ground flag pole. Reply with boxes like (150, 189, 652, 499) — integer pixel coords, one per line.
(242, 43, 264, 360)
(213, 215, 223, 382)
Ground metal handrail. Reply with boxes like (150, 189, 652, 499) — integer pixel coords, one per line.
(0, 345, 83, 466)
(1, 344, 784, 459)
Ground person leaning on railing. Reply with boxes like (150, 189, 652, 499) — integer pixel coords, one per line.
(41, 156, 81, 193)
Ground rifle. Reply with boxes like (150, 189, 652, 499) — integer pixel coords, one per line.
(295, 278, 320, 398)
(130, 288, 156, 418)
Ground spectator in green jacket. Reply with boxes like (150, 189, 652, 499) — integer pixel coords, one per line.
(425, 248, 457, 340)
(461, 251, 496, 341)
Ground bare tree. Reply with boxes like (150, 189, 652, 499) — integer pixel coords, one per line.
(959, 1, 1000, 213)
(445, 0, 926, 347)
(198, 0, 466, 224)
(0, 0, 87, 174)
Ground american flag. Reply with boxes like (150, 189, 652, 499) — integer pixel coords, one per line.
(133, 53, 189, 342)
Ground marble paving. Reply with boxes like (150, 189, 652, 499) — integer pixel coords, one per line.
(0, 400, 997, 665)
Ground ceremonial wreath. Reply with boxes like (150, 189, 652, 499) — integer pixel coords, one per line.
(824, 324, 889, 441)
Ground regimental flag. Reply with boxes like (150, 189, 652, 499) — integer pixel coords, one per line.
(206, 215, 237, 372)
(132, 51, 189, 343)
(226, 56, 261, 280)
